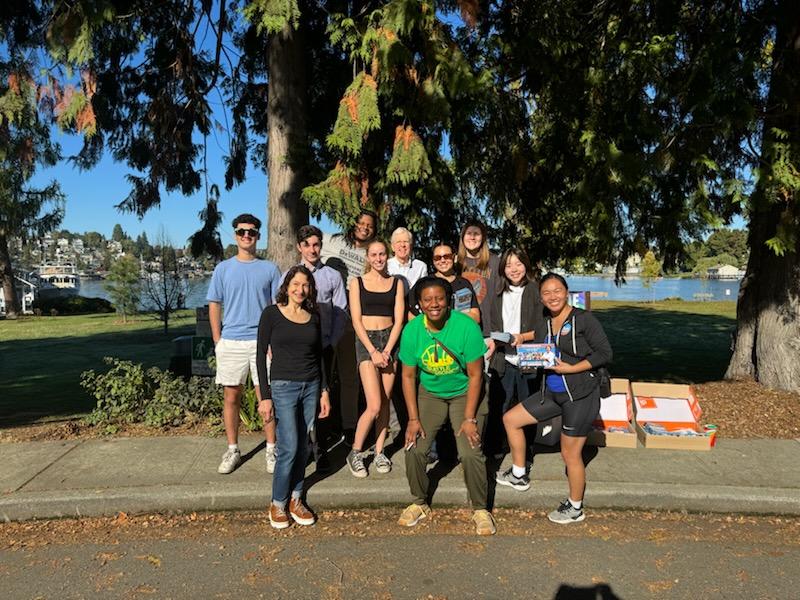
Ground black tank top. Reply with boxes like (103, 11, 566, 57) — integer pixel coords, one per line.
(357, 276, 398, 317)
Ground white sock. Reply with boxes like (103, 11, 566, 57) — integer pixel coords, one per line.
(228, 444, 239, 452)
(569, 498, 582, 510)
(266, 442, 276, 451)
(512, 464, 526, 478)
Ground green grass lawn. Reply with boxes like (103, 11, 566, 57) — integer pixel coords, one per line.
(592, 300, 736, 384)
(0, 301, 738, 425)
(0, 311, 196, 424)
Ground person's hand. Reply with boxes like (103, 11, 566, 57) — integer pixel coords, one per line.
(457, 420, 481, 449)
(318, 390, 331, 419)
(371, 349, 388, 368)
(381, 348, 393, 365)
(511, 334, 524, 347)
(258, 399, 274, 424)
(485, 338, 496, 358)
(551, 358, 574, 374)
(405, 419, 426, 449)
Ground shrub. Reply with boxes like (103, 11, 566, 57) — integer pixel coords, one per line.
(34, 295, 114, 315)
(81, 356, 224, 429)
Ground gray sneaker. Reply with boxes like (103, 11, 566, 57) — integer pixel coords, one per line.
(265, 446, 277, 474)
(217, 448, 241, 474)
(374, 452, 392, 474)
(548, 500, 585, 524)
(495, 467, 531, 491)
(347, 449, 368, 478)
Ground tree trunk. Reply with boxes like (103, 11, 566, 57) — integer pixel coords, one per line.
(266, 22, 309, 271)
(726, 2, 800, 391)
(0, 232, 20, 319)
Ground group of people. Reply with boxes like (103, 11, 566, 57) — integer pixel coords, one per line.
(207, 211, 612, 534)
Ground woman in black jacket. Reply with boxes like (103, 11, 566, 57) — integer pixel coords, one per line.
(496, 273, 612, 525)
(484, 248, 545, 454)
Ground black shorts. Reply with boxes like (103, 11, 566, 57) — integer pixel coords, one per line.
(521, 387, 600, 437)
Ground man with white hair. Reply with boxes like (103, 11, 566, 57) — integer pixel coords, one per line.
(387, 227, 428, 291)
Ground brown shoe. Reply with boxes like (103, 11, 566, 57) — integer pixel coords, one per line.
(269, 503, 290, 529)
(289, 498, 316, 526)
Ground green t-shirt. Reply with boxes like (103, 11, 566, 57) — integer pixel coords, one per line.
(398, 310, 487, 398)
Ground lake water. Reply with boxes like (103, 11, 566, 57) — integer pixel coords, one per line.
(80, 275, 740, 306)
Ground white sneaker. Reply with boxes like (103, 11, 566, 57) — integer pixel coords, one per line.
(265, 446, 277, 474)
(218, 448, 241, 474)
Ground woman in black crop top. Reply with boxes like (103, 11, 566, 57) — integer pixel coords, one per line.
(256, 265, 330, 529)
(347, 239, 406, 478)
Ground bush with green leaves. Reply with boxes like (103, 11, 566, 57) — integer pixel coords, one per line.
(81, 357, 225, 429)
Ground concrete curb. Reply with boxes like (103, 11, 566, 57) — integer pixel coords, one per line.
(3, 480, 800, 522)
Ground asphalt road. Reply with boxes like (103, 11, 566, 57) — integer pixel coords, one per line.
(2, 508, 798, 599)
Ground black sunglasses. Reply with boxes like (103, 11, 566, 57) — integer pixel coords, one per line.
(235, 228, 260, 238)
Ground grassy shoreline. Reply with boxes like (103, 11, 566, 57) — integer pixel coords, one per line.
(1, 301, 737, 425)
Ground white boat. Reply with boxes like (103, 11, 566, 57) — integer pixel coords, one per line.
(36, 263, 81, 297)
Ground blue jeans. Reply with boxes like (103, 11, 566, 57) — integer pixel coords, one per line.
(271, 379, 320, 506)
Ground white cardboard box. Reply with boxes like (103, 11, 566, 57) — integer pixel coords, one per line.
(631, 382, 713, 451)
(587, 378, 637, 448)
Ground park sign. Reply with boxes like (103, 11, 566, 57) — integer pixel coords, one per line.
(191, 336, 214, 377)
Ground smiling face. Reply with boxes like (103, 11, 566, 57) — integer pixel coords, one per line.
(504, 253, 527, 286)
(432, 244, 455, 276)
(540, 277, 569, 315)
(286, 271, 311, 305)
(391, 233, 412, 261)
(366, 241, 388, 272)
(419, 284, 448, 322)
(353, 214, 376, 245)
(234, 224, 259, 252)
(298, 235, 322, 266)
(462, 226, 483, 253)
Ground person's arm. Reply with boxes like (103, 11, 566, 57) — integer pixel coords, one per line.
(349, 279, 387, 368)
(255, 308, 275, 423)
(270, 265, 281, 303)
(316, 315, 331, 418)
(329, 272, 347, 348)
(382, 279, 406, 357)
(553, 313, 612, 374)
(456, 357, 485, 449)
(402, 362, 425, 447)
(209, 301, 223, 345)
(582, 312, 613, 368)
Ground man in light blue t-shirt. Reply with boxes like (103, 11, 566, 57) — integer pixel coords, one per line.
(208, 213, 281, 475)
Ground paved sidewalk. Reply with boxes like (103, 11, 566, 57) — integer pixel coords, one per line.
(1, 435, 799, 521)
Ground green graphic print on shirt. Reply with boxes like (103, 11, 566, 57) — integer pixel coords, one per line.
(399, 310, 487, 399)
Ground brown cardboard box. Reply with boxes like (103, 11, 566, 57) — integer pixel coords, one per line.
(631, 382, 713, 451)
(587, 378, 637, 448)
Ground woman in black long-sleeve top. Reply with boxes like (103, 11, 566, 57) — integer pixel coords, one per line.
(496, 273, 612, 525)
(256, 265, 330, 530)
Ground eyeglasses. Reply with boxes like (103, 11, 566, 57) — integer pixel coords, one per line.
(235, 228, 259, 238)
(433, 253, 453, 261)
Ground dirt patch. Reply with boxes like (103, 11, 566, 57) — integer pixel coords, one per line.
(2, 380, 798, 443)
(0, 420, 219, 444)
(1, 509, 798, 548)
(696, 380, 800, 439)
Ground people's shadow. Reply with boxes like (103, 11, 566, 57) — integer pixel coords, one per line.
(554, 583, 621, 599)
(303, 435, 350, 491)
(241, 441, 266, 466)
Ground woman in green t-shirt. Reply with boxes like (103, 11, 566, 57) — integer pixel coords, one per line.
(397, 277, 496, 536)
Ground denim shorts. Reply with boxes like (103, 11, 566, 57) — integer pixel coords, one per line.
(355, 326, 397, 364)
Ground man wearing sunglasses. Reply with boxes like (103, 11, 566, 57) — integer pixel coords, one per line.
(208, 214, 281, 475)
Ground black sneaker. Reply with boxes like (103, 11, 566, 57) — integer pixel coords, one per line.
(548, 499, 585, 524)
(495, 467, 531, 491)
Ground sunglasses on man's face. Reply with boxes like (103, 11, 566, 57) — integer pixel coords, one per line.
(235, 228, 259, 238)
(433, 253, 453, 261)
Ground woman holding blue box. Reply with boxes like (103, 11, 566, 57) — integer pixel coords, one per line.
(496, 273, 612, 524)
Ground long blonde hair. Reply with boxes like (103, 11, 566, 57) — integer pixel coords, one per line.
(457, 221, 490, 274)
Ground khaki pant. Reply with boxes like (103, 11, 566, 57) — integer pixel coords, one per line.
(405, 385, 489, 509)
